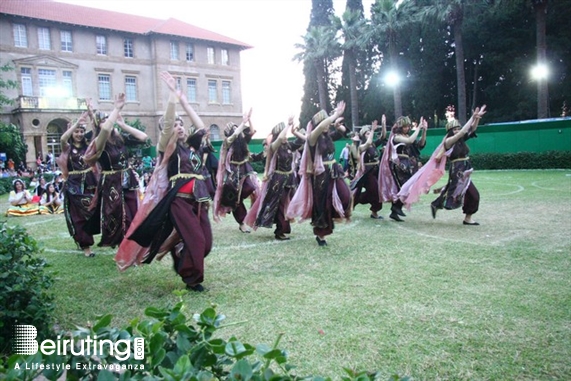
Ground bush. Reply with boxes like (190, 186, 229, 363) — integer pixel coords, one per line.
(0, 223, 54, 357)
(419, 150, 571, 170)
(1, 298, 408, 381)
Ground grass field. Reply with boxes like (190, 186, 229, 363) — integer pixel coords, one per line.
(1, 169, 570, 380)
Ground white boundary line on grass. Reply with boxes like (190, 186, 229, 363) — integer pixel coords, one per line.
(530, 181, 568, 192)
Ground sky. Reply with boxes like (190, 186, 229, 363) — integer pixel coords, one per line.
(58, 0, 374, 137)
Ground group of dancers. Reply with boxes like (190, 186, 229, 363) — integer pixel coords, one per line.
(5, 70, 486, 292)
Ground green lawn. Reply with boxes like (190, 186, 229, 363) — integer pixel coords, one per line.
(2, 170, 570, 380)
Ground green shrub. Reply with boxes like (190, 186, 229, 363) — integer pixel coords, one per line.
(419, 150, 571, 170)
(0, 223, 54, 357)
(1, 298, 408, 381)
(250, 160, 265, 174)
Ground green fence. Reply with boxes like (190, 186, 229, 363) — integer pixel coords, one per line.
(237, 117, 571, 159)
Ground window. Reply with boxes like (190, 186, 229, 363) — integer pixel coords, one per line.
(20, 68, 33, 96)
(96, 35, 107, 55)
(125, 76, 137, 101)
(186, 78, 197, 103)
(98, 74, 111, 100)
(208, 80, 217, 103)
(175, 77, 182, 91)
(60, 30, 72, 52)
(186, 43, 194, 62)
(124, 38, 133, 58)
(222, 81, 231, 104)
(221, 49, 229, 66)
(38, 69, 56, 97)
(13, 24, 28, 47)
(62, 71, 73, 97)
(170, 41, 179, 60)
(207, 47, 215, 64)
(38, 27, 51, 50)
(209, 125, 220, 141)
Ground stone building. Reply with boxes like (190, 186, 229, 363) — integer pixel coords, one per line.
(0, 0, 251, 168)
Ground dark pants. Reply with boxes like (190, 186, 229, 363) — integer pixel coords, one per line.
(354, 169, 382, 213)
(232, 177, 257, 225)
(274, 192, 292, 236)
(432, 182, 480, 216)
(169, 197, 212, 286)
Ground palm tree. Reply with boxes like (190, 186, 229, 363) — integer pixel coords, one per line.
(332, 8, 369, 129)
(370, 0, 416, 119)
(418, 0, 469, 124)
(294, 25, 340, 111)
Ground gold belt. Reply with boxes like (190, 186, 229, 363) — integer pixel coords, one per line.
(323, 159, 336, 165)
(398, 154, 409, 158)
(274, 169, 293, 175)
(101, 168, 126, 175)
(68, 168, 93, 175)
(230, 158, 249, 165)
(169, 173, 204, 182)
(175, 192, 194, 199)
(364, 161, 379, 166)
(450, 156, 469, 163)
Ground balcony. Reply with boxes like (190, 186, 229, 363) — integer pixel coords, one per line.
(16, 96, 88, 110)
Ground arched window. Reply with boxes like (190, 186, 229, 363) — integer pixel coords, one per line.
(210, 124, 220, 141)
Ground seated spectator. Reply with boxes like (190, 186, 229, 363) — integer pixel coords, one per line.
(34, 176, 48, 199)
(6, 179, 40, 216)
(39, 182, 64, 214)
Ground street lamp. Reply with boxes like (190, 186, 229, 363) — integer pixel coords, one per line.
(530, 63, 548, 81)
(384, 71, 401, 88)
(530, 63, 549, 119)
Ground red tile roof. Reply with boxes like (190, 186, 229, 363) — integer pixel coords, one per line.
(0, 0, 252, 49)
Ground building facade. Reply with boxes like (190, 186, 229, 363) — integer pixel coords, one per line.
(0, 0, 251, 168)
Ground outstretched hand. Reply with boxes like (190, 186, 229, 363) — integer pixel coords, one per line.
(160, 71, 177, 92)
(473, 105, 487, 119)
(114, 93, 126, 110)
(372, 120, 378, 131)
(334, 101, 346, 118)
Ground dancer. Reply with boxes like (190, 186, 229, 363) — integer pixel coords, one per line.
(380, 116, 427, 221)
(430, 106, 486, 225)
(245, 118, 297, 240)
(118, 71, 212, 291)
(6, 179, 40, 216)
(57, 114, 98, 257)
(213, 109, 260, 232)
(396, 106, 487, 225)
(347, 133, 361, 179)
(351, 116, 387, 219)
(287, 102, 352, 246)
(84, 94, 148, 247)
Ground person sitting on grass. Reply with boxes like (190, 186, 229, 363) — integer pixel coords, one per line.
(39, 182, 63, 214)
(6, 179, 40, 216)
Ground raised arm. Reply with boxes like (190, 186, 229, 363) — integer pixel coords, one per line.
(380, 114, 387, 141)
(116, 114, 148, 142)
(158, 71, 179, 153)
(359, 121, 378, 153)
(393, 121, 422, 144)
(227, 108, 252, 145)
(308, 101, 346, 146)
(93, 93, 126, 153)
(270, 121, 290, 153)
(60, 111, 88, 150)
(445, 106, 487, 149)
(418, 117, 428, 148)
